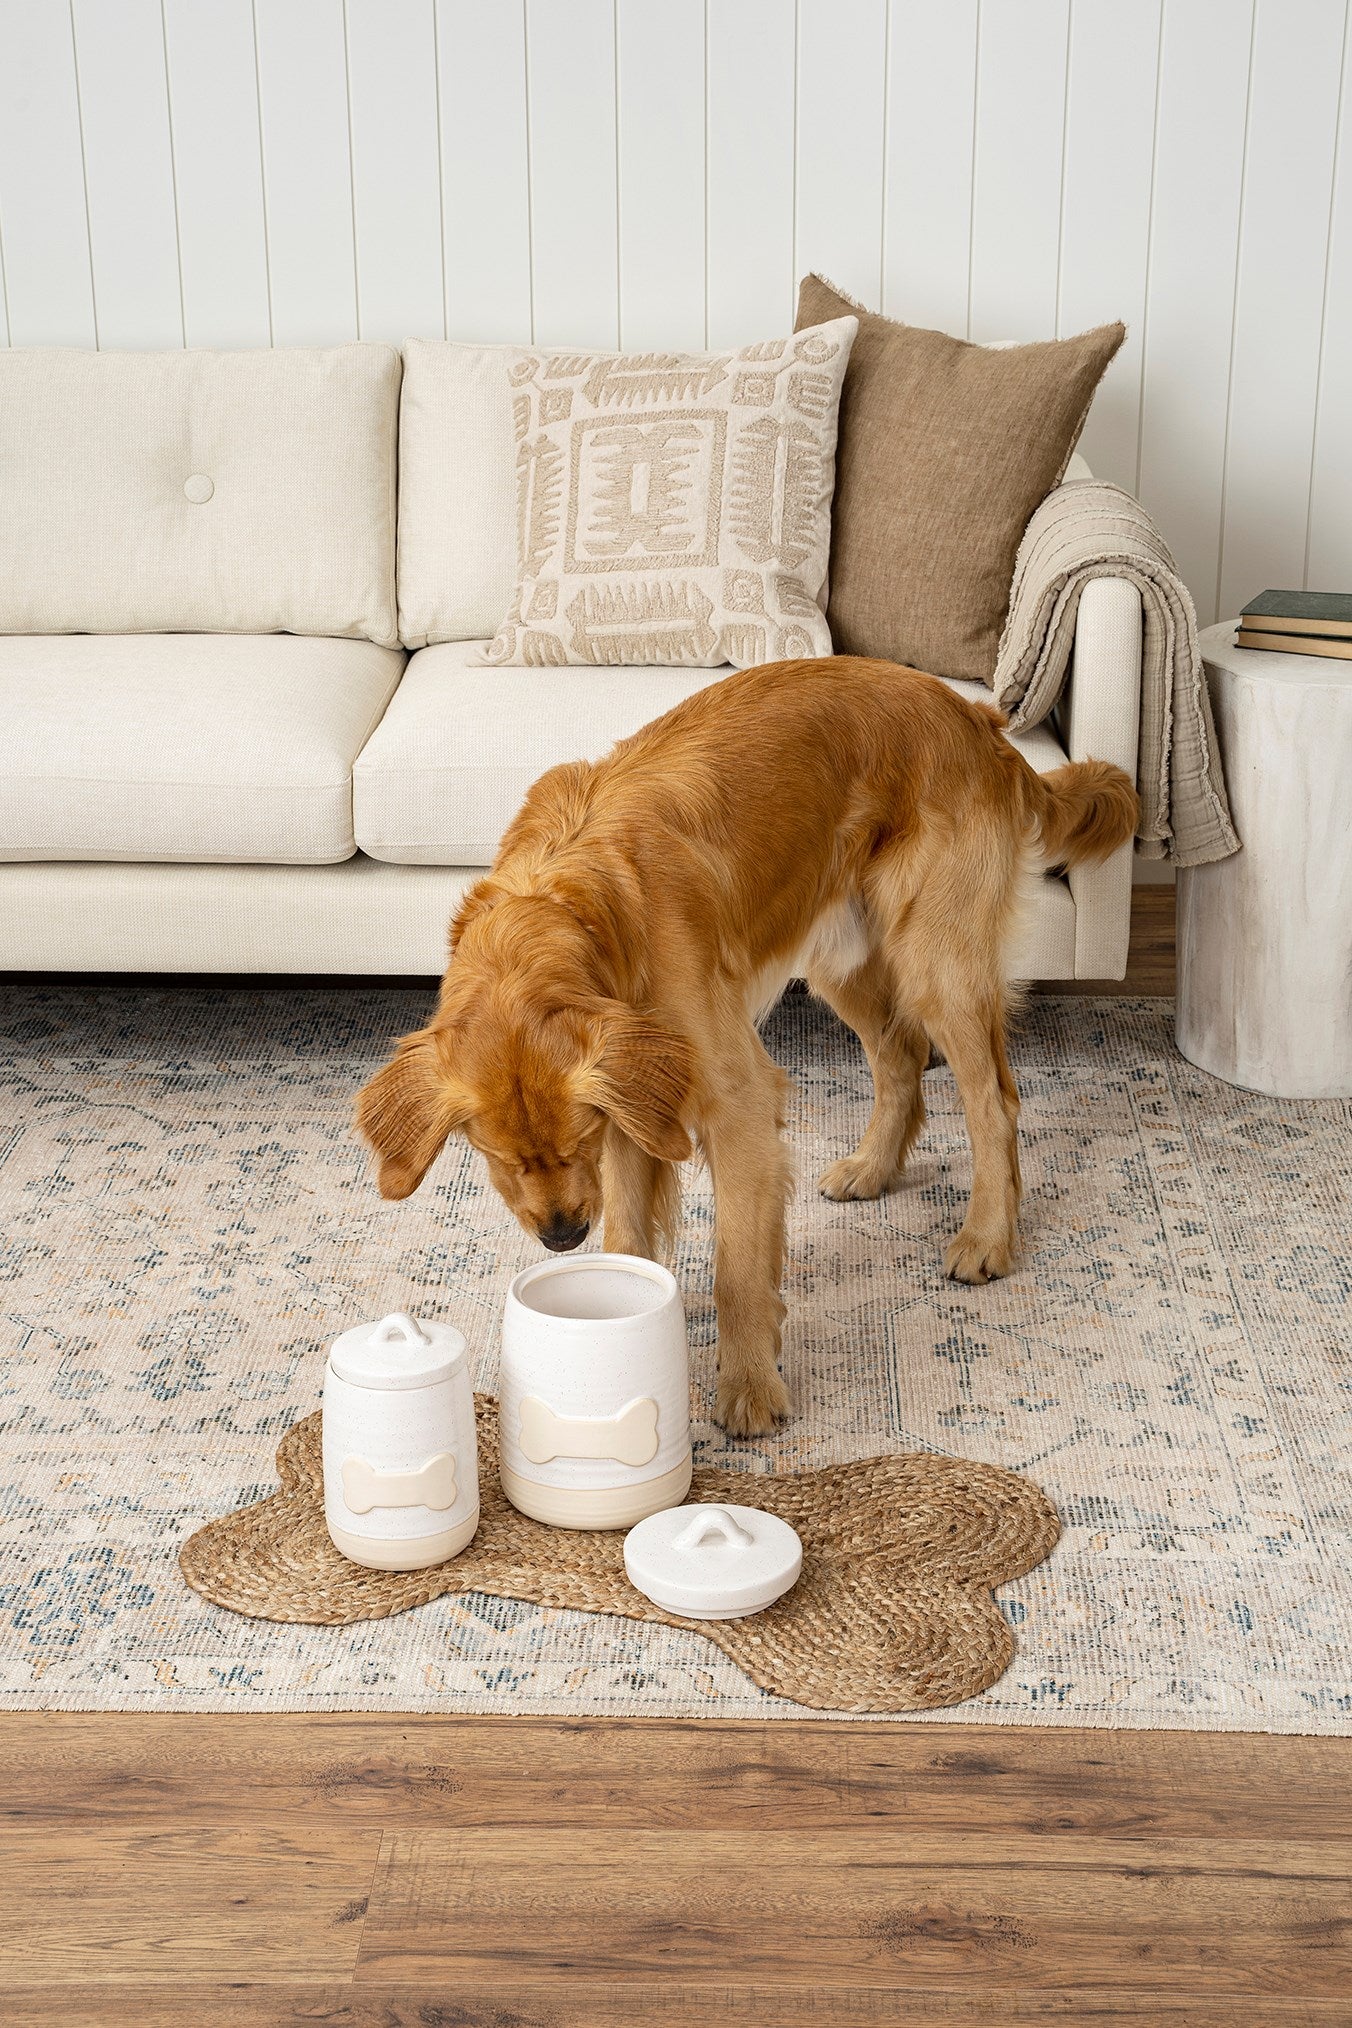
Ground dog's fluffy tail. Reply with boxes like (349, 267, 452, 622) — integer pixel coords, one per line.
(1024, 758, 1138, 869)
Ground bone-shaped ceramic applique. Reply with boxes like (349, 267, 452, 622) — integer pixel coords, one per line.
(340, 1452, 458, 1515)
(517, 1394, 660, 1468)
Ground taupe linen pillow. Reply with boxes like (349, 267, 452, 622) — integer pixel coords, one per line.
(796, 274, 1124, 684)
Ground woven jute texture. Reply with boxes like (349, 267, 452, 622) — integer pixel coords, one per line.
(179, 1395, 1060, 1714)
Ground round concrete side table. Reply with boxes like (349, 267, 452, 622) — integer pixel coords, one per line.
(1176, 621, 1352, 1098)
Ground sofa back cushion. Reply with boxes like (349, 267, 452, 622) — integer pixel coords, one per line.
(397, 339, 522, 647)
(0, 345, 400, 645)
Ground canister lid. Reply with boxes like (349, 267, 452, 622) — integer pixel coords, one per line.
(328, 1312, 467, 1391)
(623, 1502, 802, 1621)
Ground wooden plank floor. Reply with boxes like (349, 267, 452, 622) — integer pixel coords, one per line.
(0, 1715, 1347, 2023)
(9, 883, 1341, 2025)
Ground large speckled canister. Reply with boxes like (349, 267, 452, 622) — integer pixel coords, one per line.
(498, 1256, 692, 1530)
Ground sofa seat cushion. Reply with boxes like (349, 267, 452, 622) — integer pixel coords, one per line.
(0, 635, 405, 864)
(352, 644, 1068, 867)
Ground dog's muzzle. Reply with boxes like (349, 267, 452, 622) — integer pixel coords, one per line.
(539, 1216, 589, 1253)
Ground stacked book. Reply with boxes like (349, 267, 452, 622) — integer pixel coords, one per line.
(1235, 591, 1352, 660)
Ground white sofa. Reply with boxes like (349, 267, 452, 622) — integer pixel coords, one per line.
(0, 341, 1142, 979)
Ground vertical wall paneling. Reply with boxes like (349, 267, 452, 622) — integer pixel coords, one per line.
(1306, 6, 1352, 590)
(70, 0, 182, 347)
(347, 0, 444, 342)
(437, 0, 532, 341)
(162, 0, 270, 349)
(3, 0, 1352, 617)
(1217, 0, 1348, 618)
(881, 0, 978, 334)
(253, 0, 356, 345)
(1136, 0, 1254, 622)
(795, 0, 888, 308)
(1057, 0, 1163, 491)
(616, 0, 705, 350)
(525, 0, 619, 348)
(969, 0, 1070, 342)
(706, 0, 796, 347)
(0, 0, 96, 346)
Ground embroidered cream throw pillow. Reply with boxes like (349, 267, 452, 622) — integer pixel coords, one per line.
(483, 317, 858, 668)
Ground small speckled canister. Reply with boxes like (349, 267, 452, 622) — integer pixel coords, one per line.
(322, 1311, 479, 1570)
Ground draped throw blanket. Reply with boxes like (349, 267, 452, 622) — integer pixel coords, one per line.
(994, 480, 1239, 866)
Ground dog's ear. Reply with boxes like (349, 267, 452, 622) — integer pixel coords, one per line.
(355, 1027, 472, 1200)
(579, 1008, 694, 1162)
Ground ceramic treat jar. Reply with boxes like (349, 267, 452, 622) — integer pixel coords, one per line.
(322, 1311, 479, 1570)
(498, 1254, 693, 1529)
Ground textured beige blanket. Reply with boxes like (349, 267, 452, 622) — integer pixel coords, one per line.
(994, 479, 1239, 865)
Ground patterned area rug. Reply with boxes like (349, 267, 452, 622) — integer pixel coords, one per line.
(1, 987, 1348, 1731)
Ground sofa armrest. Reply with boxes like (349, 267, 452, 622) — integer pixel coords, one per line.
(1056, 575, 1143, 979)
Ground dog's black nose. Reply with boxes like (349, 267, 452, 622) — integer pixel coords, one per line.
(539, 1215, 589, 1253)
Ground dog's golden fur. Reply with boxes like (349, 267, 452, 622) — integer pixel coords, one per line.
(357, 657, 1137, 1435)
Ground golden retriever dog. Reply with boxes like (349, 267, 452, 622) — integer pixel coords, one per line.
(357, 657, 1136, 1436)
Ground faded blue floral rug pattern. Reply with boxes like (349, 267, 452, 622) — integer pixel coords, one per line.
(1, 988, 1348, 1730)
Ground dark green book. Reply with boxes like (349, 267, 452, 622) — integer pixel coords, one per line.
(1240, 589, 1352, 639)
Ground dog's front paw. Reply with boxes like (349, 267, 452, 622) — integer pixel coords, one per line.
(819, 1152, 900, 1202)
(944, 1228, 1015, 1285)
(716, 1364, 791, 1438)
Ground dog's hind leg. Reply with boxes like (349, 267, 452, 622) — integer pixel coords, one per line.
(808, 952, 929, 1202)
(600, 1124, 677, 1260)
(874, 821, 1025, 1282)
(926, 995, 1021, 1284)
(701, 1035, 794, 1437)
(890, 941, 1021, 1284)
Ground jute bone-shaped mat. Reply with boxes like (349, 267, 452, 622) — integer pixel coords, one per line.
(180, 1395, 1060, 1713)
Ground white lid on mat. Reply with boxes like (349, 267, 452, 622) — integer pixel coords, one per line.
(328, 1312, 467, 1391)
(623, 1502, 802, 1621)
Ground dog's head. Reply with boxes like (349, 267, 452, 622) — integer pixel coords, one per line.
(356, 996, 693, 1252)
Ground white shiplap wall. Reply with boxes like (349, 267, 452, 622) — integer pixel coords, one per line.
(0, 0, 1348, 620)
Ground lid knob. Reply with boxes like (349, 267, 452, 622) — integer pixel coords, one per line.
(368, 1312, 430, 1349)
(673, 1504, 755, 1552)
(624, 1501, 801, 1620)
